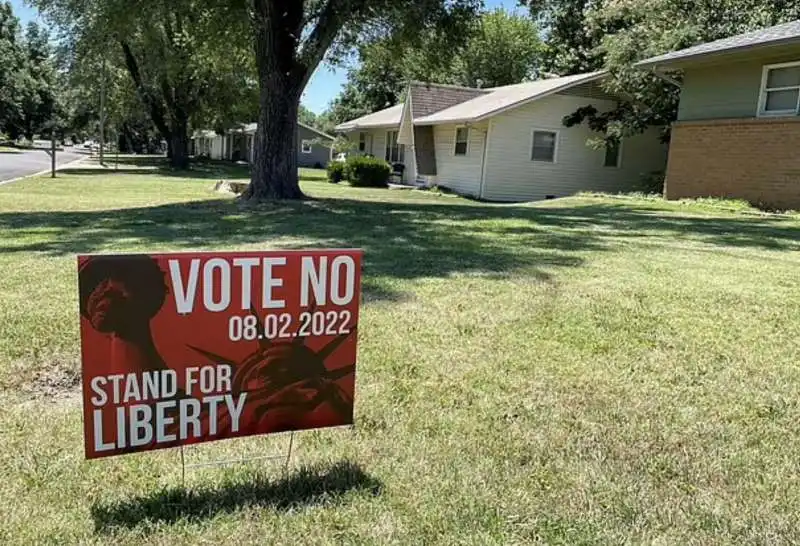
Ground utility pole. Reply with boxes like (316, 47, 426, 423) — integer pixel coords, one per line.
(99, 58, 107, 165)
(51, 129, 56, 178)
(115, 126, 119, 170)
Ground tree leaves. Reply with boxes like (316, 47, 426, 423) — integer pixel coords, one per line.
(324, 8, 543, 126)
(0, 3, 59, 139)
(528, 0, 800, 143)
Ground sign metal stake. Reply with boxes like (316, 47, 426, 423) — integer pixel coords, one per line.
(180, 444, 186, 489)
(284, 431, 295, 472)
(177, 431, 296, 488)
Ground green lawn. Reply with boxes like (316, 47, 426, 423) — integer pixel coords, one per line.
(2, 159, 800, 544)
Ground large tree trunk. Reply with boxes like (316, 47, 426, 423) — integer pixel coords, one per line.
(168, 116, 190, 169)
(244, 1, 306, 201)
(244, 88, 304, 200)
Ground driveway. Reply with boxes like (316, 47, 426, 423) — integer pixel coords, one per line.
(0, 148, 85, 183)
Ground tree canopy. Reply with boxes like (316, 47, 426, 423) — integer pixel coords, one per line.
(525, 0, 800, 143)
(33, 0, 258, 166)
(324, 8, 542, 128)
(0, 2, 60, 140)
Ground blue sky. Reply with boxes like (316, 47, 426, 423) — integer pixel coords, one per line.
(10, 0, 523, 113)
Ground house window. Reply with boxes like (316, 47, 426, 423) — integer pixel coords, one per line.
(358, 132, 369, 153)
(604, 140, 621, 168)
(759, 62, 800, 116)
(301, 140, 313, 153)
(385, 130, 405, 163)
(454, 127, 469, 156)
(531, 130, 557, 162)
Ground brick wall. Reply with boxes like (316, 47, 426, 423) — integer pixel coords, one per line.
(665, 117, 800, 209)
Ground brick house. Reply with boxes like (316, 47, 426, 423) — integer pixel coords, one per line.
(638, 20, 800, 209)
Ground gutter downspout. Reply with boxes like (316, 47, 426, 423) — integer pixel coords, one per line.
(478, 119, 493, 200)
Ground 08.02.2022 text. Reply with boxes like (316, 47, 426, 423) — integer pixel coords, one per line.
(228, 310, 352, 342)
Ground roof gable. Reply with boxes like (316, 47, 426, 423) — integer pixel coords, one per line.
(408, 82, 488, 118)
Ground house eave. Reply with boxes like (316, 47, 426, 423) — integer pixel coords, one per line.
(298, 121, 335, 141)
(335, 123, 401, 132)
(636, 36, 800, 71)
(472, 72, 609, 122)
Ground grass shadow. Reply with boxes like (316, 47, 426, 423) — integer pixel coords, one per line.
(61, 156, 252, 180)
(1, 188, 797, 300)
(91, 460, 381, 534)
(0, 196, 596, 295)
(526, 202, 800, 251)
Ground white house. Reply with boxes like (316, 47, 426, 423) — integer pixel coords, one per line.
(335, 72, 668, 201)
(191, 122, 334, 168)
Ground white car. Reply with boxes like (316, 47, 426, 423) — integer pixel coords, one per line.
(83, 140, 95, 149)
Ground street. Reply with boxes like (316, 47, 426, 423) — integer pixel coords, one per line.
(0, 147, 85, 183)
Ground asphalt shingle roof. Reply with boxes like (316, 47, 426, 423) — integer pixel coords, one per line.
(638, 19, 800, 68)
(408, 83, 488, 118)
(334, 103, 405, 131)
(415, 72, 606, 125)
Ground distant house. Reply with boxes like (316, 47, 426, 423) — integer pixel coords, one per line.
(191, 122, 334, 168)
(637, 20, 800, 209)
(334, 73, 667, 201)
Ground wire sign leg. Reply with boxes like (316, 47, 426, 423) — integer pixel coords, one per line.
(284, 432, 295, 472)
(180, 444, 186, 489)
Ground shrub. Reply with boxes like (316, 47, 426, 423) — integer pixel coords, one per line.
(327, 161, 346, 184)
(344, 156, 391, 188)
(633, 170, 665, 195)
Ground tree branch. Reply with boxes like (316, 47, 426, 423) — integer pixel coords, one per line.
(119, 40, 171, 138)
(297, 0, 365, 89)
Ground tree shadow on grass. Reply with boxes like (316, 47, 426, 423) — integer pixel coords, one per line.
(0, 195, 797, 300)
(61, 156, 251, 180)
(0, 196, 599, 290)
(524, 201, 800, 251)
(91, 460, 382, 534)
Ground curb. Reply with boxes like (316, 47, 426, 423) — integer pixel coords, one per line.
(0, 153, 89, 187)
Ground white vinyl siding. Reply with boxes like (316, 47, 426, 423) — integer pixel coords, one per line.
(758, 61, 800, 116)
(211, 136, 225, 160)
(482, 93, 667, 202)
(349, 129, 386, 160)
(433, 122, 487, 196)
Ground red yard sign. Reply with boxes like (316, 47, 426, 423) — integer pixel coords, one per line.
(77, 250, 362, 460)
